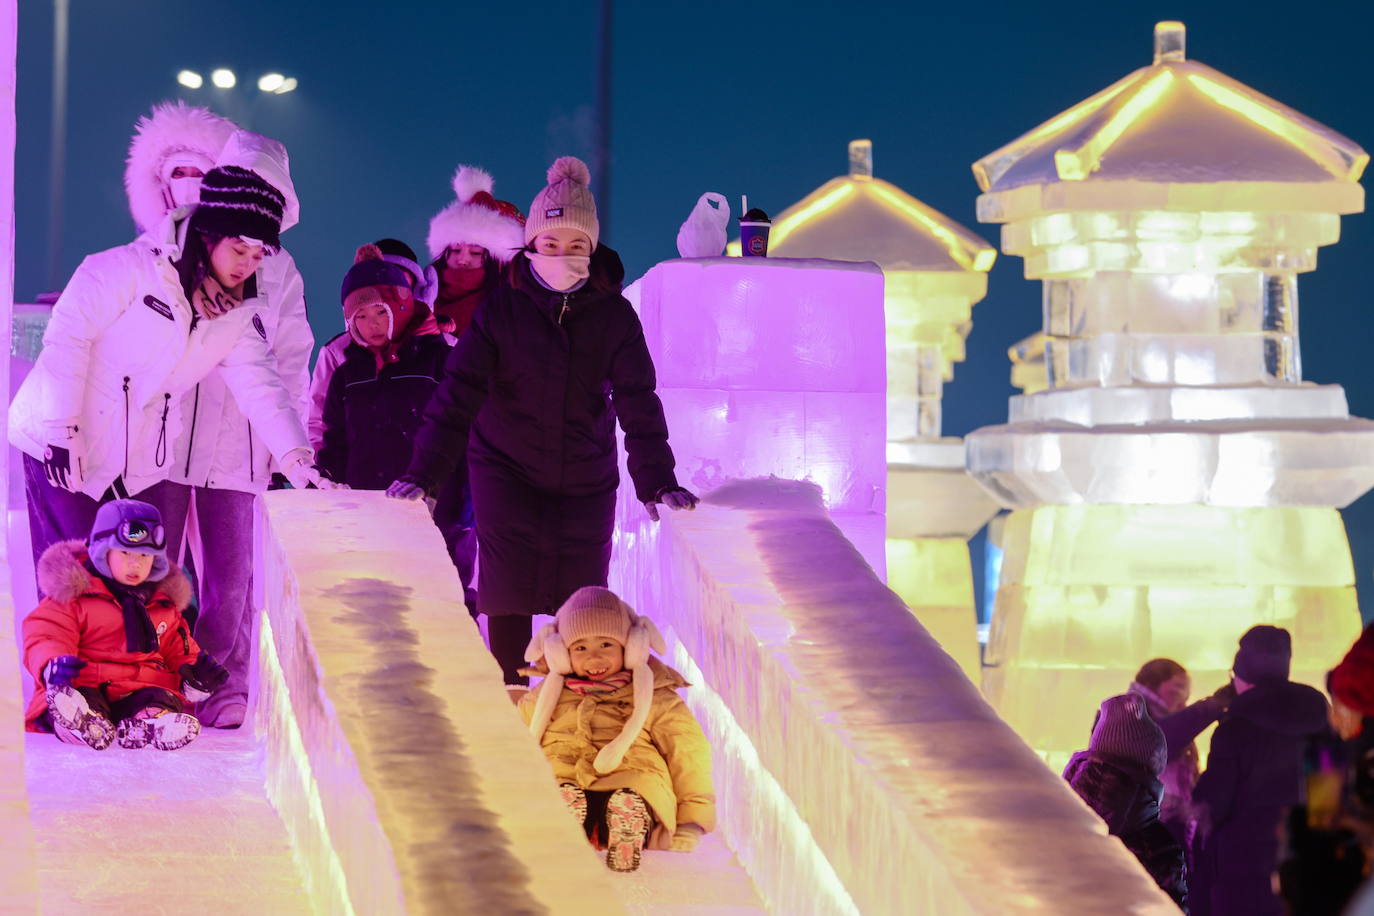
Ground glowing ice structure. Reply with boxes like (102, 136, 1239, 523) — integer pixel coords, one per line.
(610, 478, 1178, 914)
(968, 21, 1374, 762)
(725, 141, 1003, 677)
(625, 257, 889, 573)
(0, 4, 37, 907)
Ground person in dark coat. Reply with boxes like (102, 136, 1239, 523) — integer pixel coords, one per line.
(389, 156, 698, 696)
(1064, 693, 1190, 910)
(1129, 658, 1236, 849)
(1192, 625, 1331, 916)
(316, 244, 475, 614)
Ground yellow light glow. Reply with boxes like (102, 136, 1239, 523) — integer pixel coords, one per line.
(869, 183, 996, 272)
(984, 504, 1363, 762)
(1055, 70, 1174, 181)
(973, 70, 1141, 191)
(1186, 73, 1370, 182)
(764, 183, 855, 250)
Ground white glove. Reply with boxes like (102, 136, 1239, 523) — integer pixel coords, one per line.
(280, 447, 340, 490)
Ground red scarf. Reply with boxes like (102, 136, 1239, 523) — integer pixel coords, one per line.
(434, 266, 487, 335)
(564, 670, 633, 696)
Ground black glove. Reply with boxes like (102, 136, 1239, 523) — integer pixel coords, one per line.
(1211, 682, 1238, 711)
(645, 485, 700, 521)
(45, 654, 86, 687)
(43, 444, 76, 491)
(180, 652, 229, 698)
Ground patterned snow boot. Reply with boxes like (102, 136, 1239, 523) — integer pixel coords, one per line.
(45, 684, 115, 751)
(560, 783, 589, 827)
(604, 788, 651, 873)
(116, 709, 202, 751)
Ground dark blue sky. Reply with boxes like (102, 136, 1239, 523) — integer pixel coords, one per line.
(15, 1, 1374, 609)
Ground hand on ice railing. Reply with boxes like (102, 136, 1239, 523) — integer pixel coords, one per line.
(670, 823, 703, 852)
(280, 448, 342, 490)
(387, 477, 427, 501)
(645, 485, 699, 522)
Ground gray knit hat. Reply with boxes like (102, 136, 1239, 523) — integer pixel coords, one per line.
(524, 156, 599, 248)
(1089, 693, 1167, 777)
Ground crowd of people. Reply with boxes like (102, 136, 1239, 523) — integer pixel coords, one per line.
(7, 101, 707, 872)
(1065, 625, 1374, 914)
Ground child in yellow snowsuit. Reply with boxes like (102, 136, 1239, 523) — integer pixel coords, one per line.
(521, 586, 715, 872)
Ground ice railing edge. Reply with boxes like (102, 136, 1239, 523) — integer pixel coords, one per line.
(611, 476, 1179, 915)
(0, 542, 38, 911)
(257, 490, 624, 916)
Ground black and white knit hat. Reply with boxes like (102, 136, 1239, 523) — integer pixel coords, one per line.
(1089, 693, 1167, 778)
(189, 165, 286, 250)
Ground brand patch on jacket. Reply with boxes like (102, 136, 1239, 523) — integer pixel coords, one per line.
(143, 295, 175, 321)
(253, 314, 267, 340)
(545, 207, 564, 218)
(156, 621, 168, 636)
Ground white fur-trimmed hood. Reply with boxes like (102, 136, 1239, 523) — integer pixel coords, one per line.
(125, 101, 236, 234)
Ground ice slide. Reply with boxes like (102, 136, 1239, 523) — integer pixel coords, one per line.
(1, 257, 1180, 913)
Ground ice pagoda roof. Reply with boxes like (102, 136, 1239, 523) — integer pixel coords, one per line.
(973, 22, 1368, 222)
(760, 141, 996, 274)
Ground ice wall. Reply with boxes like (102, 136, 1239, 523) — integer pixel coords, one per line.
(0, 0, 38, 906)
(256, 491, 625, 916)
(610, 477, 1177, 914)
(626, 257, 888, 575)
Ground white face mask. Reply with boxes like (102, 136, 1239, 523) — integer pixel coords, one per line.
(160, 152, 215, 212)
(527, 251, 591, 292)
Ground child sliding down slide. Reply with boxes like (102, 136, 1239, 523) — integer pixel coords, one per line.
(521, 586, 715, 872)
(22, 499, 228, 751)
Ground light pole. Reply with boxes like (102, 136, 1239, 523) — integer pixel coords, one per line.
(594, 0, 611, 241)
(45, 0, 67, 291)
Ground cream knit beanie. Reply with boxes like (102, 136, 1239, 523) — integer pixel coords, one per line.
(525, 156, 599, 249)
(556, 586, 633, 647)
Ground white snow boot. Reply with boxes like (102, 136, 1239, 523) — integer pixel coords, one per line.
(45, 683, 115, 751)
(116, 709, 202, 751)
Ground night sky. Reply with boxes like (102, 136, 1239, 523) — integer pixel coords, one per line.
(13, 1, 1374, 613)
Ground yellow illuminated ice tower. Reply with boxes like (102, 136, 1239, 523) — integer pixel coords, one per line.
(968, 22, 1374, 760)
(736, 140, 1000, 676)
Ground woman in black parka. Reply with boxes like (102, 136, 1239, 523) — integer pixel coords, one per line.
(389, 157, 697, 695)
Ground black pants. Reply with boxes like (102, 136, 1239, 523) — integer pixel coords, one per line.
(39, 685, 184, 731)
(488, 615, 533, 686)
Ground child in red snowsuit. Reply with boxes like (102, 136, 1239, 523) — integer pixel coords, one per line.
(22, 499, 227, 751)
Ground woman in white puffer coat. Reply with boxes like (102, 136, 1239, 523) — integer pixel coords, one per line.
(135, 117, 314, 729)
(9, 163, 327, 607)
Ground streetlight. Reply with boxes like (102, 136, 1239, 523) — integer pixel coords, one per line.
(257, 73, 284, 93)
(176, 70, 203, 89)
(210, 68, 236, 89)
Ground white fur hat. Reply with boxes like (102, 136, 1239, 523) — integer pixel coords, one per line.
(426, 165, 526, 263)
(124, 101, 236, 233)
(524, 587, 666, 774)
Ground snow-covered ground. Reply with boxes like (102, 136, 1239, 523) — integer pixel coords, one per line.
(24, 729, 312, 914)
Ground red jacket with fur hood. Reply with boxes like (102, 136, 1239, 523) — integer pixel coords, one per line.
(22, 539, 199, 729)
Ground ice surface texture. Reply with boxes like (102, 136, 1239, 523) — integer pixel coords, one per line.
(611, 476, 1178, 914)
(257, 491, 623, 915)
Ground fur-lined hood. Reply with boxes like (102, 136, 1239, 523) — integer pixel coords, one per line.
(37, 539, 192, 610)
(125, 101, 237, 234)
